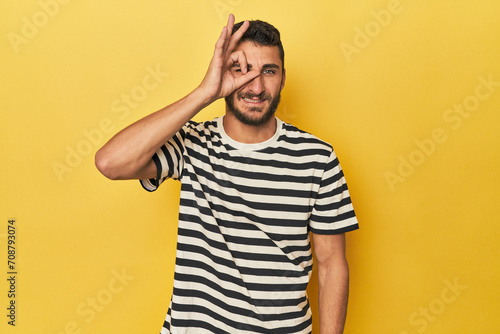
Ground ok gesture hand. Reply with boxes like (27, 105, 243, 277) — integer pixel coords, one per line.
(198, 14, 259, 103)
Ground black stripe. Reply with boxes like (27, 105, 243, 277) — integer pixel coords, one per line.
(175, 258, 244, 287)
(171, 302, 311, 334)
(310, 210, 357, 224)
(314, 196, 353, 212)
(173, 287, 308, 322)
(179, 197, 310, 228)
(187, 148, 324, 184)
(185, 167, 317, 198)
(170, 318, 231, 334)
(179, 228, 312, 265)
(176, 244, 311, 281)
(179, 213, 274, 247)
(278, 133, 331, 147)
(160, 145, 174, 179)
(184, 177, 313, 213)
(186, 143, 328, 171)
(179, 212, 310, 243)
(317, 181, 347, 200)
(178, 213, 311, 254)
(174, 272, 307, 308)
(310, 222, 359, 235)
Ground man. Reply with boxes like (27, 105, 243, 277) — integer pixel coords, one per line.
(96, 14, 358, 334)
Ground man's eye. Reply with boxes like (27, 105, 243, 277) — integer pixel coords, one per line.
(263, 69, 276, 75)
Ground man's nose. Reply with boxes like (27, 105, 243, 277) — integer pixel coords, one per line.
(245, 73, 264, 95)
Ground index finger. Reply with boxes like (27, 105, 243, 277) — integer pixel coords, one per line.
(226, 14, 235, 40)
(221, 14, 235, 55)
(226, 19, 250, 54)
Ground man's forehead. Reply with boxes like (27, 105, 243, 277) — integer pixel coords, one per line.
(235, 41, 282, 68)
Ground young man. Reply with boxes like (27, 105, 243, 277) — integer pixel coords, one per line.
(96, 15, 358, 334)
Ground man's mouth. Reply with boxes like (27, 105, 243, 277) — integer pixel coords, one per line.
(242, 97, 265, 104)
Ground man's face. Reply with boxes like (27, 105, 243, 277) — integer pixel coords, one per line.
(225, 41, 286, 127)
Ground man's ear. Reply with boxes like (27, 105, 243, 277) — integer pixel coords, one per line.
(280, 68, 286, 90)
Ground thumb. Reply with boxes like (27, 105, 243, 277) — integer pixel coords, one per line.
(233, 71, 260, 91)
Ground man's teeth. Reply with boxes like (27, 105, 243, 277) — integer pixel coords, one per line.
(243, 97, 263, 103)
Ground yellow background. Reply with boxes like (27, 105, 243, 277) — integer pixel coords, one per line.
(2, 0, 500, 333)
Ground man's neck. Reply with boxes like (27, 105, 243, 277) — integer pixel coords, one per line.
(222, 113, 277, 144)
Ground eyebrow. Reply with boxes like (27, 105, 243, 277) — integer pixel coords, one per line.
(261, 63, 281, 70)
(232, 63, 281, 70)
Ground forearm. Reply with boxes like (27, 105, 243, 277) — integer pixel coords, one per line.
(95, 87, 213, 180)
(317, 259, 349, 334)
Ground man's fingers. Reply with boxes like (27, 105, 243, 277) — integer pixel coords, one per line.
(222, 14, 235, 55)
(234, 70, 260, 91)
(230, 50, 248, 74)
(214, 26, 227, 55)
(226, 14, 235, 39)
(226, 20, 249, 54)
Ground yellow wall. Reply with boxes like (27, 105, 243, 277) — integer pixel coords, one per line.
(2, 1, 499, 333)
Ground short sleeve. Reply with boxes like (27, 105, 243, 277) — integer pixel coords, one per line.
(139, 125, 187, 192)
(309, 150, 359, 234)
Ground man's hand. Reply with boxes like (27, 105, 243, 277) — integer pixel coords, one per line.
(198, 14, 260, 103)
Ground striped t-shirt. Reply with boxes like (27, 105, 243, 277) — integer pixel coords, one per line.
(140, 116, 358, 334)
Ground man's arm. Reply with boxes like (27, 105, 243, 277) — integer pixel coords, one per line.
(312, 233, 350, 334)
(95, 14, 259, 181)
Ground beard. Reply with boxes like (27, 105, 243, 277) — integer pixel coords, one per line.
(225, 90, 281, 127)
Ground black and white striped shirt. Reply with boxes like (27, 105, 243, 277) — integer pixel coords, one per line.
(141, 116, 358, 333)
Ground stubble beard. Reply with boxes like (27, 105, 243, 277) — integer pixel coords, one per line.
(225, 90, 281, 127)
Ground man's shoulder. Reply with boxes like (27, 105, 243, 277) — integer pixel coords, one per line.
(180, 118, 220, 139)
(185, 118, 218, 131)
(279, 119, 333, 152)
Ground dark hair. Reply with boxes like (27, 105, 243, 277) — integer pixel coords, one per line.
(232, 20, 285, 70)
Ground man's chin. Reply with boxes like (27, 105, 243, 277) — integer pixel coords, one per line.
(230, 108, 274, 127)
